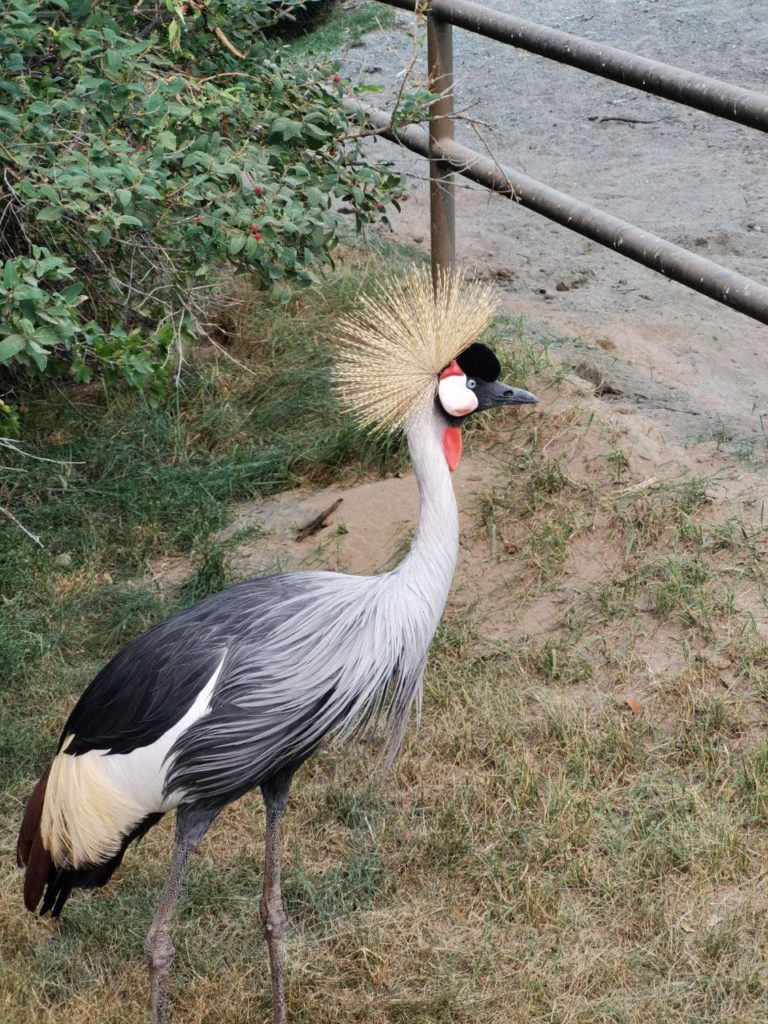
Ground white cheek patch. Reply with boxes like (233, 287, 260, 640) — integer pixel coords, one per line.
(438, 374, 479, 417)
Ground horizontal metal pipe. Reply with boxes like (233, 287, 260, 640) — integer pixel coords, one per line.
(348, 99, 768, 326)
(378, 0, 768, 133)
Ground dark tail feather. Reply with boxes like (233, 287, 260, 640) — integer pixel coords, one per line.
(17, 769, 163, 918)
(17, 766, 52, 912)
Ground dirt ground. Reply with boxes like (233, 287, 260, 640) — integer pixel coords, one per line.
(339, 0, 768, 462)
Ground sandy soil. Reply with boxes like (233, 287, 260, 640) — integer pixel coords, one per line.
(340, 0, 768, 460)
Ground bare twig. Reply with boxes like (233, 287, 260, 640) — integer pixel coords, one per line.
(0, 505, 44, 547)
(589, 115, 672, 125)
(0, 438, 83, 465)
(295, 499, 343, 542)
(214, 26, 247, 60)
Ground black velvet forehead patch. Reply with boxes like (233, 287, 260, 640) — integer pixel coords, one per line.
(456, 342, 500, 382)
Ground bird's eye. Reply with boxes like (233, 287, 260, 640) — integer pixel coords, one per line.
(467, 378, 477, 390)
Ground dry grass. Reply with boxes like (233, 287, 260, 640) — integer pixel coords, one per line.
(3, 279, 768, 1023)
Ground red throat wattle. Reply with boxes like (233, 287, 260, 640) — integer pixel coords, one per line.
(442, 427, 462, 472)
(439, 359, 464, 381)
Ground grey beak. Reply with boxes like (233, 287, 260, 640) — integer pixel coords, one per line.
(501, 385, 538, 405)
(474, 379, 538, 411)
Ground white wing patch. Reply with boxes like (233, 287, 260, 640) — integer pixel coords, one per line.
(40, 654, 224, 869)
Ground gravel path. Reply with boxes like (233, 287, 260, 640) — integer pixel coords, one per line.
(340, 0, 768, 462)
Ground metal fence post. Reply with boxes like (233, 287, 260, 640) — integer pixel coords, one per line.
(427, 10, 456, 289)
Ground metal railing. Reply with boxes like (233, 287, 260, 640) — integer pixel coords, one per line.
(350, 0, 768, 326)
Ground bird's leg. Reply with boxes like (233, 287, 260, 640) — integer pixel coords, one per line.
(145, 806, 216, 1024)
(145, 839, 196, 1024)
(145, 838, 193, 1024)
(261, 773, 293, 1024)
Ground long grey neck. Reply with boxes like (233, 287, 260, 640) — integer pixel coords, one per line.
(394, 405, 459, 620)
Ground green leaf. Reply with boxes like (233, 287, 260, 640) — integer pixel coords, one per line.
(3, 261, 19, 289)
(104, 49, 124, 72)
(60, 284, 85, 304)
(135, 184, 161, 199)
(70, 0, 93, 19)
(168, 19, 181, 52)
(26, 341, 49, 370)
(36, 207, 64, 222)
(301, 124, 328, 144)
(116, 188, 132, 209)
(228, 234, 246, 257)
(33, 326, 65, 347)
(269, 117, 303, 143)
(158, 130, 177, 150)
(0, 107, 20, 130)
(0, 335, 27, 363)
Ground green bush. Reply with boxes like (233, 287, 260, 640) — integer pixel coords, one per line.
(0, 0, 403, 397)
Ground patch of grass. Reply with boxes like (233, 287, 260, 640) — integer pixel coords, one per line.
(525, 510, 579, 580)
(614, 477, 710, 548)
(647, 557, 711, 621)
(606, 443, 630, 481)
(286, 845, 384, 930)
(527, 456, 568, 500)
(523, 636, 593, 686)
(179, 542, 232, 603)
(282, 0, 396, 58)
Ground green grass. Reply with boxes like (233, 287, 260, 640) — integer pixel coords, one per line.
(281, 0, 397, 59)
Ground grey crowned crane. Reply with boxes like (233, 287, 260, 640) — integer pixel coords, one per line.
(17, 268, 537, 1024)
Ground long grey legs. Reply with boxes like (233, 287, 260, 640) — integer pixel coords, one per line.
(143, 783, 293, 1024)
(261, 770, 294, 1024)
(145, 807, 216, 1024)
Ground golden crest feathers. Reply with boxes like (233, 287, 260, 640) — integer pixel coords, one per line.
(334, 266, 498, 431)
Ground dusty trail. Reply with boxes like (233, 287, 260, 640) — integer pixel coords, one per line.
(341, 0, 768, 464)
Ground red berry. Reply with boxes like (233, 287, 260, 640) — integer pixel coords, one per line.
(251, 223, 260, 232)
(376, 202, 384, 210)
(254, 233, 262, 241)
(333, 74, 341, 83)
(253, 186, 262, 195)
(138, 145, 147, 152)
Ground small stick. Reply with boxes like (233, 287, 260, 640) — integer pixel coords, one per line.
(295, 499, 343, 542)
(588, 116, 671, 125)
(1, 505, 43, 547)
(214, 26, 247, 60)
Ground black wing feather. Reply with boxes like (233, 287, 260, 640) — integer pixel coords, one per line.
(59, 578, 291, 756)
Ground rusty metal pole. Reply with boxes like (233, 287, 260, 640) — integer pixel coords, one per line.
(427, 8, 455, 289)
